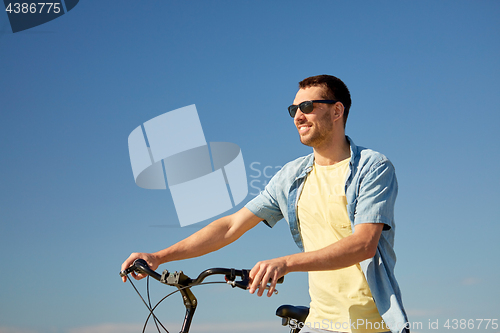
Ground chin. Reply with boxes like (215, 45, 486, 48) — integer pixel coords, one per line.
(299, 136, 314, 147)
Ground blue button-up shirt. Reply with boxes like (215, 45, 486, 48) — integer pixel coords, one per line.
(245, 136, 409, 333)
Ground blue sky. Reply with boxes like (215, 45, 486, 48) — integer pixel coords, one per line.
(1, 1, 499, 333)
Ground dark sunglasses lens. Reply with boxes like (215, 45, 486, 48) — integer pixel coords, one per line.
(300, 101, 314, 114)
(288, 105, 298, 117)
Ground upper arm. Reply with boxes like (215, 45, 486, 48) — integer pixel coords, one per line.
(354, 159, 398, 230)
(226, 207, 264, 240)
(245, 180, 284, 228)
(351, 159, 396, 257)
(352, 222, 384, 258)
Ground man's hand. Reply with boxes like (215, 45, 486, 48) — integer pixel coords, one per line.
(249, 257, 288, 297)
(120, 252, 160, 282)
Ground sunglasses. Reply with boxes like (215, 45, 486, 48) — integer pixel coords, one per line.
(288, 100, 337, 118)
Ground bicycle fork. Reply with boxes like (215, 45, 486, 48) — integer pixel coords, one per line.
(179, 287, 197, 333)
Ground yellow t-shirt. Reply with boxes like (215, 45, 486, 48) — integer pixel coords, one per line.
(297, 158, 388, 333)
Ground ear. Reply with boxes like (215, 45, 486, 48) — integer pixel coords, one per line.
(332, 102, 345, 122)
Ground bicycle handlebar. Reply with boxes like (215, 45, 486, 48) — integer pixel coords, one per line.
(120, 259, 284, 291)
(120, 259, 284, 333)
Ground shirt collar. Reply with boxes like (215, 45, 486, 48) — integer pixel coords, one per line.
(346, 135, 359, 165)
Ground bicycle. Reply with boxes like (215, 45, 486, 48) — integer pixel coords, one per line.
(120, 259, 310, 333)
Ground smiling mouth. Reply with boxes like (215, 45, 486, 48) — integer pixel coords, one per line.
(297, 124, 311, 134)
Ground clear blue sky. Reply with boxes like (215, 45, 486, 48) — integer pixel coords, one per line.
(1, 1, 499, 333)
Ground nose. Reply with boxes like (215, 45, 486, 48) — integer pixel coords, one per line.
(294, 107, 306, 122)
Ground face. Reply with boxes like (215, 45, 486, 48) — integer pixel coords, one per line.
(292, 86, 336, 148)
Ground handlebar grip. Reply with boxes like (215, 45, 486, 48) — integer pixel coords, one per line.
(232, 275, 284, 289)
(133, 259, 149, 273)
(119, 259, 162, 281)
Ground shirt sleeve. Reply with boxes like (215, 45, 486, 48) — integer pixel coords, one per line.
(351, 158, 398, 230)
(244, 171, 285, 228)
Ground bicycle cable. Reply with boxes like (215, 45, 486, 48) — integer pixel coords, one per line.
(126, 275, 232, 333)
(127, 276, 170, 333)
(147, 276, 162, 333)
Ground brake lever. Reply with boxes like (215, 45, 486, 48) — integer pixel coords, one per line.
(120, 266, 136, 277)
(225, 277, 279, 295)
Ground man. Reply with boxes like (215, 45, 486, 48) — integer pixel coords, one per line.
(121, 75, 409, 333)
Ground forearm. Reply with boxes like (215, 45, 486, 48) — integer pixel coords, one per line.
(153, 208, 261, 265)
(152, 216, 232, 264)
(285, 222, 383, 273)
(284, 231, 377, 273)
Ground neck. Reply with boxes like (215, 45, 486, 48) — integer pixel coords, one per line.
(313, 135, 351, 166)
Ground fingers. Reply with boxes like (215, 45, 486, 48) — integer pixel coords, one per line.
(261, 268, 277, 297)
(266, 272, 278, 297)
(130, 270, 147, 281)
(249, 262, 266, 296)
(121, 254, 136, 283)
(121, 252, 150, 282)
(121, 253, 138, 273)
(249, 259, 285, 297)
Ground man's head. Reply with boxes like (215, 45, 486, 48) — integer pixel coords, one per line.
(298, 74, 351, 128)
(290, 75, 352, 153)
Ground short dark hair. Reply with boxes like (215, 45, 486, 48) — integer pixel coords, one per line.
(298, 74, 351, 127)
